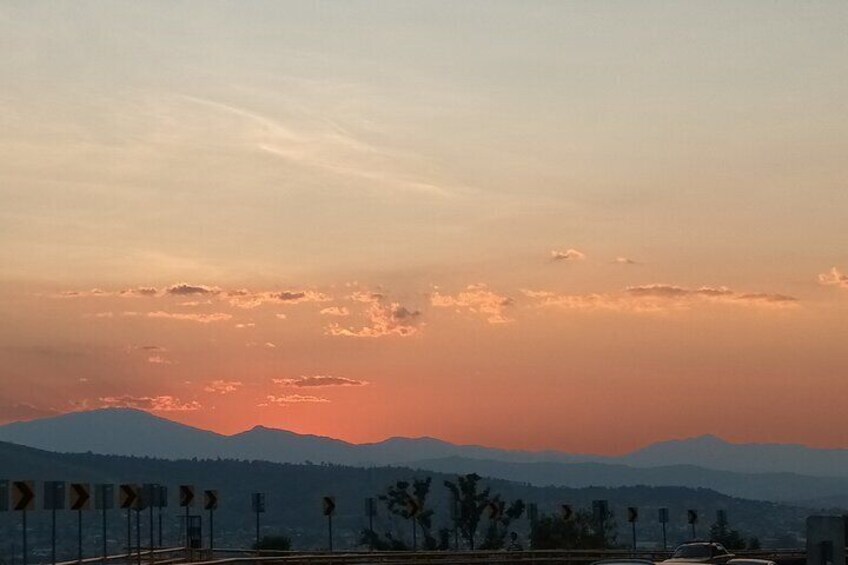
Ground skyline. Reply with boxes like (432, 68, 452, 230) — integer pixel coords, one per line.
(1, 2, 847, 455)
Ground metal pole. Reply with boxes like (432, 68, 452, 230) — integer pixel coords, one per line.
(127, 510, 131, 559)
(662, 522, 667, 551)
(368, 505, 374, 551)
(158, 507, 163, 548)
(600, 515, 606, 550)
(691, 523, 696, 539)
(22, 510, 28, 565)
(209, 509, 214, 554)
(136, 510, 141, 565)
(328, 514, 333, 552)
(631, 521, 636, 554)
(185, 506, 190, 549)
(52, 508, 56, 565)
(255, 510, 260, 548)
(412, 518, 417, 551)
(102, 506, 107, 562)
(78, 509, 83, 563)
(149, 503, 153, 558)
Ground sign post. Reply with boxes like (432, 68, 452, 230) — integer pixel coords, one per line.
(70, 483, 91, 562)
(365, 497, 377, 551)
(204, 490, 219, 553)
(142, 484, 156, 557)
(119, 484, 139, 559)
(322, 496, 336, 552)
(592, 500, 609, 549)
(44, 480, 66, 565)
(95, 484, 114, 560)
(407, 497, 422, 550)
(155, 485, 168, 547)
(135, 488, 148, 565)
(687, 509, 698, 539)
(13, 480, 36, 565)
(251, 493, 266, 549)
(658, 508, 669, 550)
(179, 485, 195, 550)
(627, 507, 638, 553)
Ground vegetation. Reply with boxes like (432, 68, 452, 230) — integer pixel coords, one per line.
(0, 440, 810, 553)
(530, 509, 611, 550)
(479, 495, 526, 549)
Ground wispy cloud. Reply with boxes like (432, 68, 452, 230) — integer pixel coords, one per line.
(320, 306, 350, 317)
(524, 284, 798, 313)
(147, 355, 172, 365)
(98, 395, 201, 412)
(182, 95, 459, 198)
(263, 394, 330, 405)
(431, 283, 514, 324)
(123, 311, 233, 323)
(551, 249, 586, 261)
(203, 380, 243, 394)
(818, 267, 848, 289)
(327, 292, 421, 338)
(273, 375, 369, 388)
(166, 283, 220, 296)
(0, 400, 59, 424)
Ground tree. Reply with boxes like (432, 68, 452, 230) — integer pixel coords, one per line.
(530, 510, 608, 550)
(444, 473, 490, 550)
(479, 496, 526, 550)
(709, 519, 746, 550)
(377, 477, 437, 550)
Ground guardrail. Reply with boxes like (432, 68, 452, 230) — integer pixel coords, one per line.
(188, 549, 810, 565)
(55, 547, 186, 565)
(50, 547, 810, 565)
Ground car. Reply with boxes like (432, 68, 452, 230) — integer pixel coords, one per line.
(660, 542, 735, 565)
(727, 559, 776, 565)
(591, 560, 656, 565)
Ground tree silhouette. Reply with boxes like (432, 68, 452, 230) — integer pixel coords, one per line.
(374, 477, 437, 549)
(530, 509, 607, 550)
(444, 473, 491, 550)
(480, 495, 525, 549)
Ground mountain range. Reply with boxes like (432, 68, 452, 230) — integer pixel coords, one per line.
(0, 438, 809, 555)
(1, 409, 847, 507)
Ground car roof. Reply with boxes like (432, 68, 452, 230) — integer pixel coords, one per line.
(592, 557, 654, 565)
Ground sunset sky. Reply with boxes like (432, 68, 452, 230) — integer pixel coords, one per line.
(1, 1, 847, 455)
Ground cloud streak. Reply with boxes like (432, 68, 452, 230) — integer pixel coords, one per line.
(273, 375, 369, 388)
(551, 249, 586, 261)
(431, 283, 514, 324)
(818, 267, 848, 289)
(203, 380, 243, 394)
(98, 395, 201, 412)
(524, 284, 798, 313)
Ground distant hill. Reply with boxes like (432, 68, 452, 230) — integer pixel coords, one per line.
(620, 434, 848, 477)
(2, 409, 848, 508)
(0, 408, 593, 465)
(404, 456, 848, 506)
(0, 439, 809, 560)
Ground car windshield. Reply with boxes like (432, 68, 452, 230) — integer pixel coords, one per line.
(673, 546, 713, 559)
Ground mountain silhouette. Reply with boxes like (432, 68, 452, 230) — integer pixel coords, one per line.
(2, 409, 848, 507)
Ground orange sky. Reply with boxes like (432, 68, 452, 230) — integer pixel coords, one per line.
(1, 2, 848, 455)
